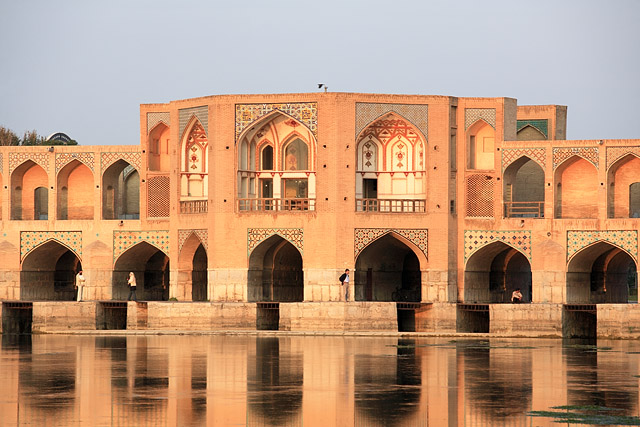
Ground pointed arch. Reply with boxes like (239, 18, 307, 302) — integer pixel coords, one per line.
(178, 232, 207, 270)
(355, 111, 428, 145)
(21, 240, 82, 301)
(607, 153, 640, 218)
(11, 160, 48, 220)
(248, 234, 303, 302)
(112, 241, 170, 301)
(21, 238, 82, 265)
(180, 116, 208, 201)
(57, 159, 94, 220)
(281, 134, 309, 171)
(503, 156, 545, 218)
(467, 119, 495, 170)
(355, 230, 428, 267)
(148, 122, 170, 172)
(102, 159, 140, 220)
(554, 155, 598, 219)
(516, 124, 546, 141)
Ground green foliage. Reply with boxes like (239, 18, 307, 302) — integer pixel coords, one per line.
(0, 126, 20, 146)
(0, 125, 79, 146)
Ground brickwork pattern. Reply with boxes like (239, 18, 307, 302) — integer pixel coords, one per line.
(55, 152, 95, 174)
(9, 152, 50, 175)
(0, 152, 3, 174)
(606, 146, 640, 170)
(248, 228, 303, 256)
(567, 230, 638, 262)
(355, 103, 428, 140)
(553, 147, 599, 170)
(464, 230, 532, 263)
(113, 231, 170, 262)
(147, 112, 170, 134)
(354, 228, 428, 260)
(501, 148, 546, 172)
(465, 108, 496, 130)
(101, 152, 142, 173)
(516, 119, 548, 138)
(21, 231, 82, 261)
(178, 229, 209, 253)
(236, 103, 317, 141)
(147, 175, 170, 217)
(179, 106, 208, 137)
(466, 174, 494, 218)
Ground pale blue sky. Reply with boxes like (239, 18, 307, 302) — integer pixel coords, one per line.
(0, 0, 638, 145)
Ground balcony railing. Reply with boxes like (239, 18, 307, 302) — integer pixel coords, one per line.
(355, 198, 426, 213)
(238, 198, 315, 212)
(504, 201, 544, 218)
(180, 200, 208, 214)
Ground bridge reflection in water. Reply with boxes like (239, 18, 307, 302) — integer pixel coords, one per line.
(0, 335, 639, 426)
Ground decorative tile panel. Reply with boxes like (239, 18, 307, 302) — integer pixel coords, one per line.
(567, 230, 638, 262)
(354, 228, 428, 260)
(9, 152, 50, 175)
(355, 103, 428, 141)
(55, 152, 95, 174)
(236, 103, 317, 141)
(465, 108, 496, 130)
(101, 152, 142, 173)
(147, 112, 170, 134)
(179, 106, 208, 138)
(464, 230, 532, 263)
(248, 228, 303, 256)
(552, 147, 599, 169)
(606, 146, 640, 170)
(516, 119, 548, 138)
(147, 175, 170, 218)
(178, 229, 208, 253)
(113, 231, 170, 263)
(21, 231, 82, 261)
(501, 148, 546, 171)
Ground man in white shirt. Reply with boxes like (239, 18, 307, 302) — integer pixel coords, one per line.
(75, 271, 86, 302)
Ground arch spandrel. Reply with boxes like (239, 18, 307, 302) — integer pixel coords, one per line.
(355, 103, 428, 142)
(501, 148, 546, 172)
(552, 147, 599, 170)
(354, 228, 427, 264)
(567, 230, 638, 263)
(606, 146, 640, 171)
(55, 153, 95, 175)
(100, 152, 142, 174)
(147, 112, 171, 135)
(247, 228, 303, 257)
(465, 109, 496, 130)
(20, 231, 82, 262)
(463, 230, 532, 266)
(235, 102, 318, 142)
(113, 231, 170, 265)
(9, 153, 50, 175)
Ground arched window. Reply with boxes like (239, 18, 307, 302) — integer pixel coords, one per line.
(34, 186, 48, 220)
(282, 138, 308, 171)
(261, 145, 273, 170)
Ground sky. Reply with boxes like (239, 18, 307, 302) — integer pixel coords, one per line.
(0, 0, 638, 145)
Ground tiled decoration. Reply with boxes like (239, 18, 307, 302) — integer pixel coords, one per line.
(355, 103, 428, 141)
(236, 103, 317, 141)
(178, 229, 209, 253)
(9, 152, 50, 175)
(113, 231, 170, 263)
(567, 230, 638, 262)
(101, 152, 142, 173)
(354, 228, 428, 260)
(147, 112, 170, 134)
(179, 106, 208, 138)
(247, 228, 304, 256)
(501, 148, 546, 172)
(516, 119, 548, 139)
(465, 108, 496, 130)
(21, 231, 82, 261)
(464, 230, 532, 263)
(552, 147, 599, 170)
(55, 152, 95, 174)
(147, 175, 170, 218)
(606, 146, 640, 170)
(466, 174, 494, 218)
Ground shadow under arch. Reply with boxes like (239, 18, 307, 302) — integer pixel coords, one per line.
(355, 232, 425, 302)
(57, 159, 94, 220)
(21, 240, 82, 301)
(606, 153, 640, 218)
(248, 235, 303, 302)
(112, 242, 169, 301)
(11, 160, 48, 220)
(567, 241, 637, 303)
(102, 159, 139, 220)
(177, 233, 208, 301)
(503, 156, 545, 218)
(464, 241, 532, 303)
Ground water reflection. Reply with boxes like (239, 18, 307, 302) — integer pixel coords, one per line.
(0, 335, 639, 426)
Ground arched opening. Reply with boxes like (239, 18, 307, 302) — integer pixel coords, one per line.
(112, 242, 169, 301)
(57, 160, 94, 220)
(21, 241, 81, 301)
(464, 242, 532, 303)
(355, 113, 426, 212)
(248, 235, 303, 302)
(192, 245, 208, 302)
(607, 154, 640, 218)
(102, 160, 140, 220)
(503, 157, 545, 217)
(467, 120, 495, 170)
(148, 123, 170, 172)
(261, 145, 273, 170)
(282, 138, 308, 171)
(567, 242, 637, 304)
(516, 125, 546, 141)
(11, 161, 48, 220)
(354, 233, 422, 302)
(554, 156, 598, 219)
(180, 119, 208, 210)
(177, 233, 208, 302)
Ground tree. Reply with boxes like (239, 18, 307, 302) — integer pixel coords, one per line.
(21, 129, 46, 146)
(0, 126, 20, 146)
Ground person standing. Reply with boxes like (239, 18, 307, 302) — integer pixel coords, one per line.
(127, 272, 138, 302)
(339, 269, 350, 302)
(75, 270, 86, 302)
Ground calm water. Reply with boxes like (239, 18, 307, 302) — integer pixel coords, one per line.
(1, 334, 640, 426)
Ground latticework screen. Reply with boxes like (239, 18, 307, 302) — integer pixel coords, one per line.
(147, 175, 170, 218)
(466, 174, 494, 218)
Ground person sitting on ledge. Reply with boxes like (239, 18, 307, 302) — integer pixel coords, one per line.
(511, 288, 523, 303)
